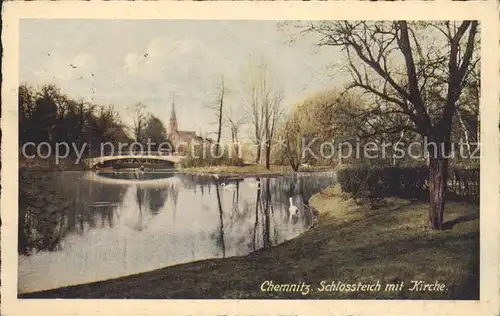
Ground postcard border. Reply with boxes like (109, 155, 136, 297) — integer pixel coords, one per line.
(2, 1, 500, 316)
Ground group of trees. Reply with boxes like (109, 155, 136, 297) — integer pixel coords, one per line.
(18, 84, 170, 156)
(127, 102, 169, 149)
(19, 84, 130, 155)
(19, 21, 480, 231)
(188, 21, 480, 230)
(275, 89, 366, 170)
(244, 61, 284, 169)
(278, 21, 480, 230)
(205, 59, 284, 169)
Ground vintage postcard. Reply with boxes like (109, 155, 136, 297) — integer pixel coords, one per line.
(2, 1, 499, 316)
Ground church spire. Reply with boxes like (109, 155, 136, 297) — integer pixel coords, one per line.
(170, 94, 177, 122)
(169, 93, 178, 136)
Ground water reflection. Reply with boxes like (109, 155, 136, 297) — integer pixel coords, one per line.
(18, 170, 335, 294)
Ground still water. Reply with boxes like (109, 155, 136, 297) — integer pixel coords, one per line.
(18, 170, 335, 294)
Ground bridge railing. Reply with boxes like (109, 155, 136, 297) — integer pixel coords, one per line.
(86, 150, 180, 158)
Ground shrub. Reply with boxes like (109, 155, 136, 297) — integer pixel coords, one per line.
(448, 168, 480, 201)
(180, 145, 245, 168)
(337, 164, 479, 205)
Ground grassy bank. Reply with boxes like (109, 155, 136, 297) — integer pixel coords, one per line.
(20, 186, 478, 299)
(19, 156, 88, 171)
(180, 164, 333, 177)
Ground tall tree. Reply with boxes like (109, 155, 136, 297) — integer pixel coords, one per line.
(248, 82, 265, 164)
(215, 76, 225, 155)
(225, 103, 245, 157)
(144, 115, 168, 146)
(207, 75, 226, 156)
(298, 21, 479, 230)
(18, 83, 129, 158)
(128, 102, 148, 144)
(280, 114, 302, 171)
(244, 59, 284, 168)
(263, 89, 283, 170)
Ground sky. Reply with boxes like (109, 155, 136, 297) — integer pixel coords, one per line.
(20, 19, 347, 142)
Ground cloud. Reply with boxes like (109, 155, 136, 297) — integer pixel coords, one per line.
(148, 38, 200, 56)
(124, 52, 141, 75)
(20, 20, 346, 140)
(122, 37, 206, 82)
(71, 52, 97, 70)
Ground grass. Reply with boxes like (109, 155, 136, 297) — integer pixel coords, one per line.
(19, 156, 87, 171)
(20, 185, 478, 300)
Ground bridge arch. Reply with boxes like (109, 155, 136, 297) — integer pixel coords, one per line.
(82, 154, 186, 169)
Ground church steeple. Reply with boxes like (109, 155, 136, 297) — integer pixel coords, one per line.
(169, 94, 178, 137)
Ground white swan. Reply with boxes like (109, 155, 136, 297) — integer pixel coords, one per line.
(289, 197, 299, 216)
(221, 183, 237, 191)
(134, 165, 145, 174)
(213, 174, 220, 179)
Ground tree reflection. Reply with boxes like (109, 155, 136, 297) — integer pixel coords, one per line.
(19, 170, 333, 264)
(215, 184, 226, 258)
(133, 186, 145, 231)
(19, 171, 127, 255)
(252, 178, 261, 251)
(262, 178, 271, 249)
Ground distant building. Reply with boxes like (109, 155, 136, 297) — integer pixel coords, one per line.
(167, 100, 206, 151)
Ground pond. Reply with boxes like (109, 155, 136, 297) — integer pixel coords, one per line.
(18, 170, 335, 294)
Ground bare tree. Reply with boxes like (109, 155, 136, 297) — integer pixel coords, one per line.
(263, 91, 284, 169)
(455, 65, 480, 157)
(244, 59, 284, 168)
(281, 115, 302, 171)
(298, 21, 479, 230)
(127, 102, 148, 145)
(247, 83, 265, 164)
(206, 75, 226, 156)
(225, 104, 245, 157)
(278, 89, 365, 169)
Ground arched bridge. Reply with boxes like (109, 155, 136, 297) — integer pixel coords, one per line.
(82, 154, 186, 169)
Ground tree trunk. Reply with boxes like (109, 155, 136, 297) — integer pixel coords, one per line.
(231, 129, 239, 157)
(427, 132, 451, 230)
(428, 156, 448, 230)
(216, 108, 223, 156)
(290, 160, 299, 172)
(265, 139, 271, 170)
(284, 134, 301, 171)
(215, 78, 224, 156)
(255, 143, 261, 164)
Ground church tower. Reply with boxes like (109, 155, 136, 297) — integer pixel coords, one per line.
(169, 96, 178, 138)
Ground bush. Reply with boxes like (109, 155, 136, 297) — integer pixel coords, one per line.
(180, 145, 245, 168)
(337, 164, 479, 205)
(448, 168, 480, 201)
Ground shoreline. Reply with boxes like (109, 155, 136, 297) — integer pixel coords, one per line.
(19, 157, 88, 171)
(19, 186, 478, 299)
(179, 165, 334, 178)
(19, 159, 335, 178)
